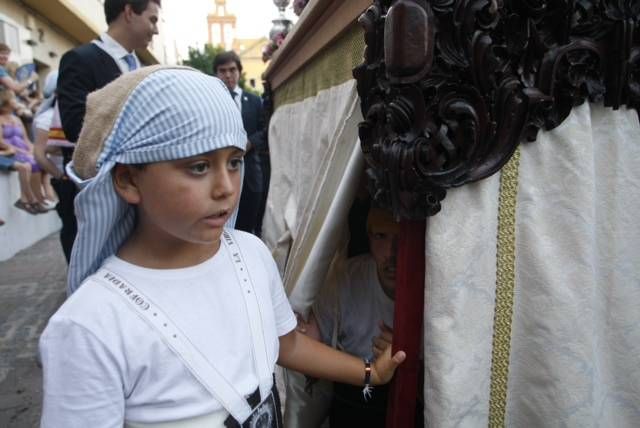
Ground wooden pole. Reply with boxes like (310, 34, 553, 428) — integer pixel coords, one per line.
(386, 219, 426, 428)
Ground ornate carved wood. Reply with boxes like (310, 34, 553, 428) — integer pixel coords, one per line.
(354, 0, 640, 220)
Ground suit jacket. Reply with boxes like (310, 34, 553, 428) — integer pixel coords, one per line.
(240, 90, 266, 193)
(58, 43, 122, 143)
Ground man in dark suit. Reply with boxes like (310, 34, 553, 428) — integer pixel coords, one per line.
(214, 51, 267, 236)
(54, 0, 160, 261)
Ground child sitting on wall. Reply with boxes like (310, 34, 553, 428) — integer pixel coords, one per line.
(0, 138, 41, 215)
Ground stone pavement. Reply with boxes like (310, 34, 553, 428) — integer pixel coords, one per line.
(0, 234, 66, 428)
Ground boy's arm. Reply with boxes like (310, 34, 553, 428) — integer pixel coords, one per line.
(278, 329, 405, 386)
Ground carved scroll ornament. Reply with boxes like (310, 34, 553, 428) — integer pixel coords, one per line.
(354, 0, 640, 219)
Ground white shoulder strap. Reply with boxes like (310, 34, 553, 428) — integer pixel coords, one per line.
(221, 230, 273, 400)
(94, 268, 254, 423)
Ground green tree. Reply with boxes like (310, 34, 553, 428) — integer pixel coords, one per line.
(182, 43, 261, 96)
(182, 43, 223, 76)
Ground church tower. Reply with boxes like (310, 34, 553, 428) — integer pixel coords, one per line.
(207, 0, 236, 50)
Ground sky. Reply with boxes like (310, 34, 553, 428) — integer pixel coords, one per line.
(161, 0, 296, 62)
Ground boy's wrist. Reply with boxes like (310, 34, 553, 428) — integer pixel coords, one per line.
(362, 358, 374, 400)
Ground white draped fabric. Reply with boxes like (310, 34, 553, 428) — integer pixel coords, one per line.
(263, 80, 364, 316)
(267, 72, 640, 426)
(424, 102, 640, 427)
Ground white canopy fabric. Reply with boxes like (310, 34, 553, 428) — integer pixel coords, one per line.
(423, 102, 640, 427)
(263, 80, 363, 316)
(266, 69, 640, 427)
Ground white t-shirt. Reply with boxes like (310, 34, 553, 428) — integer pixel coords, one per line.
(39, 231, 297, 427)
(313, 254, 395, 360)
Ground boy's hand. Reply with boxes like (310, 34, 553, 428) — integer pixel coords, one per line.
(372, 322, 393, 359)
(371, 345, 406, 385)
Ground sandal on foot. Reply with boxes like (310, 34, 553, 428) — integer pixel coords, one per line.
(42, 199, 58, 211)
(33, 203, 49, 214)
(14, 199, 40, 215)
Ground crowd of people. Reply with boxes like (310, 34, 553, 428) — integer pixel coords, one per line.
(1, 0, 402, 426)
(0, 42, 60, 226)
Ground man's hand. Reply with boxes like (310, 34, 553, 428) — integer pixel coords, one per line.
(372, 322, 393, 359)
(371, 345, 406, 385)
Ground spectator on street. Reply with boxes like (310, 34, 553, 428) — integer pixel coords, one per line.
(0, 138, 40, 215)
(0, 43, 38, 95)
(55, 0, 161, 262)
(213, 50, 267, 237)
(0, 90, 48, 214)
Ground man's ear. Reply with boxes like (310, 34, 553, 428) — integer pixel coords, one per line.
(123, 4, 134, 22)
(112, 164, 141, 204)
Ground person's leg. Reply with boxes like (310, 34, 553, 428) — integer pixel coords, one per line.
(30, 170, 46, 204)
(43, 173, 57, 202)
(50, 177, 77, 263)
(14, 162, 36, 202)
(13, 162, 41, 214)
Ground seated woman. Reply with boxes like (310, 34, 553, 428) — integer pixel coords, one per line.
(0, 89, 47, 213)
(0, 139, 40, 215)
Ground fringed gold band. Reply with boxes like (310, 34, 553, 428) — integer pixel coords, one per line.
(488, 147, 521, 427)
(273, 25, 365, 109)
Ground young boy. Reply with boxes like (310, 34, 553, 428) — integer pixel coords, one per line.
(39, 66, 405, 427)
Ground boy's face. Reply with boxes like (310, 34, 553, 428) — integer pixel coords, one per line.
(122, 147, 244, 249)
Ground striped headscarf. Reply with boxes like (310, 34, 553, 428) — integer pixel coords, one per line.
(66, 66, 247, 294)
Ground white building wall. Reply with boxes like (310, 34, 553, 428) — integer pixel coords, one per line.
(0, 174, 61, 261)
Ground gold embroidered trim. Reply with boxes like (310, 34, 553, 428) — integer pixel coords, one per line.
(488, 148, 521, 427)
(273, 25, 365, 109)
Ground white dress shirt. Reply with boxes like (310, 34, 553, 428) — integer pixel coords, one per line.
(92, 32, 140, 74)
(232, 86, 243, 113)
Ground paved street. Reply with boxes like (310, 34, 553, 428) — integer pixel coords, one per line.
(0, 234, 67, 427)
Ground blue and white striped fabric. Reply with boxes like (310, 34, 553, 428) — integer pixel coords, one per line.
(66, 68, 247, 294)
